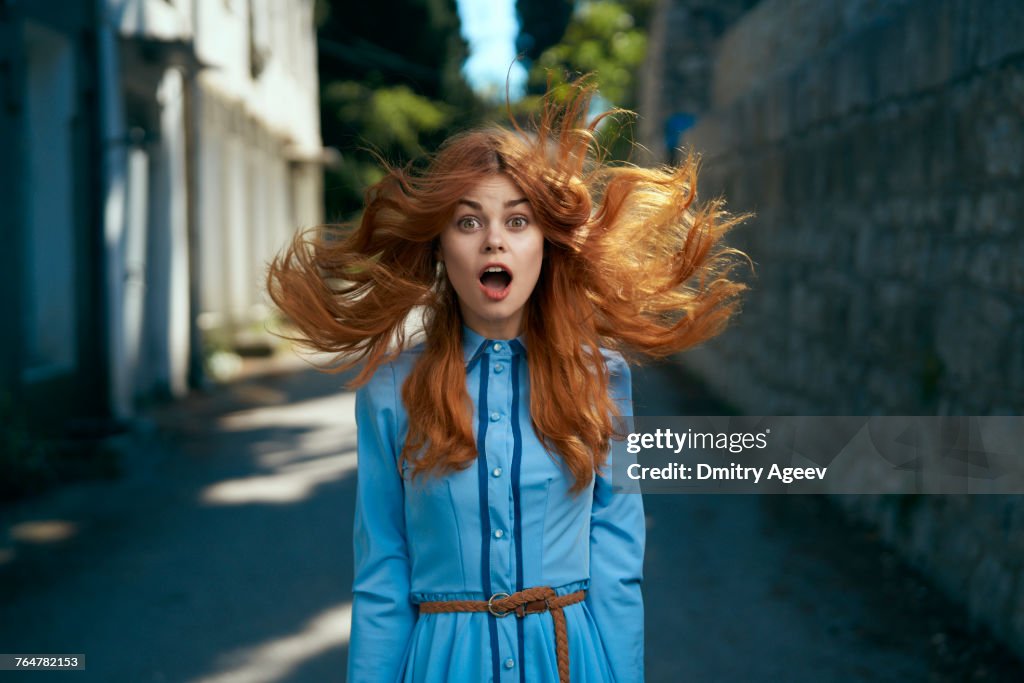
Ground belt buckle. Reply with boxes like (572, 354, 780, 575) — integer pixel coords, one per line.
(487, 592, 512, 617)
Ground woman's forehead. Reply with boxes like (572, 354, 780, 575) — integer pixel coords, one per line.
(459, 174, 527, 201)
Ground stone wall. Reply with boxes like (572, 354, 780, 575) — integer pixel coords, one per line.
(637, 0, 758, 164)
(662, 0, 1024, 659)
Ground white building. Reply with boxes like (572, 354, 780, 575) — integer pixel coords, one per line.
(100, 0, 325, 416)
(3, 0, 325, 426)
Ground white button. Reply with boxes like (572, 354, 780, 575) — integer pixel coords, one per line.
(494, 363, 504, 373)
(504, 658, 514, 669)
(493, 343, 502, 352)
(492, 467, 502, 477)
(494, 529, 504, 539)
(490, 411, 501, 422)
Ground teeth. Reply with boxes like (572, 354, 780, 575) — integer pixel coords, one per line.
(484, 266, 506, 273)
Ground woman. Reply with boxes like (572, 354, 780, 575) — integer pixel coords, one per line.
(267, 81, 748, 683)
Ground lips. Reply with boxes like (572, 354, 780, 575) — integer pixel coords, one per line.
(478, 263, 513, 301)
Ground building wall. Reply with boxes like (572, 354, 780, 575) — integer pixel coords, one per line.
(191, 0, 322, 338)
(22, 21, 79, 385)
(637, 0, 759, 164)
(102, 0, 324, 408)
(654, 0, 1024, 658)
(1, 0, 324, 425)
(0, 2, 108, 426)
(680, 0, 1024, 416)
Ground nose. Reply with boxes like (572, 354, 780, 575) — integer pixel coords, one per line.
(482, 225, 506, 253)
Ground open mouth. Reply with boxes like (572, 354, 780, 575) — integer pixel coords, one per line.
(478, 265, 513, 300)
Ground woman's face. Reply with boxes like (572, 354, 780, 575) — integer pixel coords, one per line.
(439, 173, 544, 340)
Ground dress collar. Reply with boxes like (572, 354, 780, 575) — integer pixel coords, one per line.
(462, 324, 527, 369)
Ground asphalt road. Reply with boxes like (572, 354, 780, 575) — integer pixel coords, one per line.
(0, 356, 1021, 682)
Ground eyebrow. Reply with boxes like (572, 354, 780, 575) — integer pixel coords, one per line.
(456, 197, 531, 210)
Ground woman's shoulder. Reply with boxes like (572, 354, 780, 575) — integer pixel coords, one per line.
(598, 347, 630, 377)
(390, 340, 427, 378)
(361, 341, 427, 392)
(597, 347, 632, 407)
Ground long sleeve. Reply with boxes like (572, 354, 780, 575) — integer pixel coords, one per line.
(586, 352, 646, 682)
(347, 363, 417, 683)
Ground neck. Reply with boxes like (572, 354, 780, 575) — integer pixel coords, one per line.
(461, 312, 524, 341)
(463, 321, 521, 340)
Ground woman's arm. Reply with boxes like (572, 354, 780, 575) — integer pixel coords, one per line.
(587, 351, 646, 682)
(347, 363, 417, 682)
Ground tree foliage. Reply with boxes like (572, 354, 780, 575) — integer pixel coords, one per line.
(314, 0, 658, 220)
(515, 0, 575, 60)
(509, 0, 655, 160)
(316, 0, 481, 219)
(527, 0, 653, 109)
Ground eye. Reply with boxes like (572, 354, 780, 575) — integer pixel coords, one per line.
(507, 215, 529, 230)
(457, 216, 481, 231)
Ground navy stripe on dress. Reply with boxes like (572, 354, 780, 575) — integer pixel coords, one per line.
(475, 351, 501, 682)
(510, 352, 526, 683)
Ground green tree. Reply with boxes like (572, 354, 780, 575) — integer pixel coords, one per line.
(316, 0, 483, 219)
(516, 0, 575, 60)
(518, 0, 655, 159)
(528, 0, 652, 108)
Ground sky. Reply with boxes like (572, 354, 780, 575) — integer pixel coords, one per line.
(455, 0, 528, 100)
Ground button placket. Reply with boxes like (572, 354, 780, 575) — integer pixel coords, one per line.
(485, 344, 515, 595)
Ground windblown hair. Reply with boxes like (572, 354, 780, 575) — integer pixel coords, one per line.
(267, 81, 750, 496)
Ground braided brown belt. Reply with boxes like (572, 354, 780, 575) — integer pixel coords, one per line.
(417, 586, 586, 683)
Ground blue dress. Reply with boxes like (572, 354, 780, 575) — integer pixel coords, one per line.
(346, 325, 645, 683)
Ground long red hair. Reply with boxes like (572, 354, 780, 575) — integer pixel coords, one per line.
(267, 81, 750, 495)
